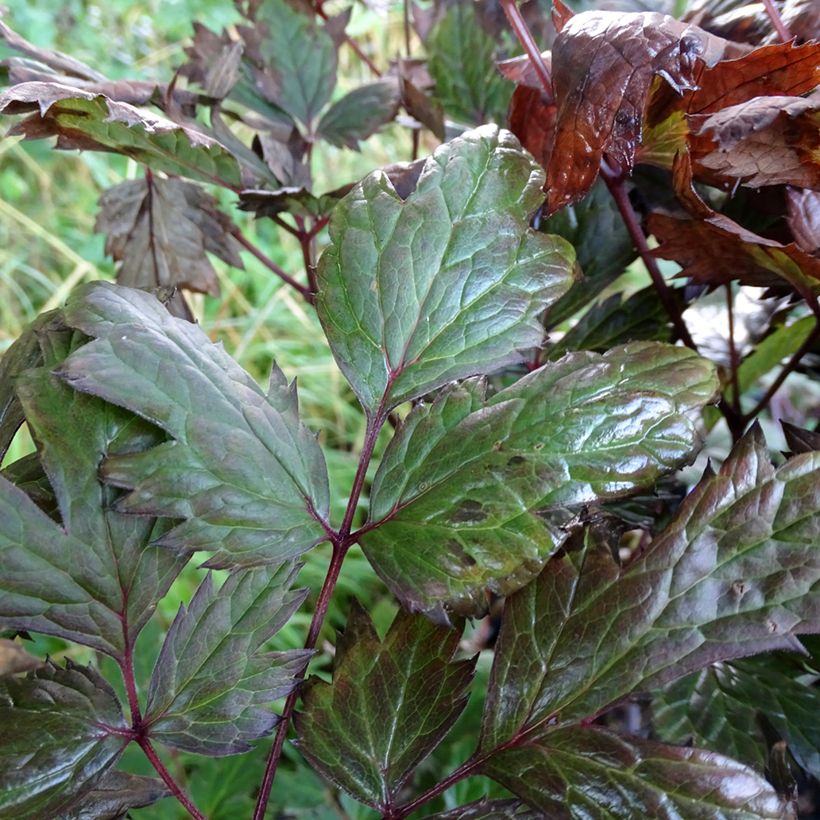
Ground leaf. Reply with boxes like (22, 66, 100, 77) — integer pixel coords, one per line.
(317, 79, 401, 150)
(0, 661, 128, 818)
(294, 606, 475, 809)
(547, 10, 729, 212)
(62, 772, 169, 820)
(252, 0, 338, 129)
(540, 178, 638, 329)
(0, 322, 184, 656)
(0, 638, 42, 676)
(787, 187, 820, 255)
(0, 82, 244, 188)
(641, 41, 820, 172)
(507, 84, 556, 172)
(58, 281, 330, 569)
(547, 287, 670, 359)
(179, 23, 243, 100)
(96, 176, 242, 317)
(480, 726, 789, 819)
(654, 654, 820, 778)
(725, 314, 817, 406)
(361, 343, 717, 619)
(649, 156, 820, 309)
(143, 564, 311, 755)
(430, 798, 540, 819)
(239, 184, 352, 219)
(480, 425, 820, 750)
(692, 93, 820, 189)
(782, 421, 820, 455)
(316, 124, 576, 414)
(426, 2, 513, 125)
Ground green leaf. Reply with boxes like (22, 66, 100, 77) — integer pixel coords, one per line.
(654, 654, 820, 779)
(480, 726, 788, 818)
(62, 772, 169, 819)
(361, 342, 717, 619)
(480, 425, 820, 750)
(294, 606, 475, 810)
(547, 287, 670, 359)
(0, 661, 128, 818)
(316, 125, 576, 414)
(0, 82, 244, 188)
(144, 564, 311, 755)
(726, 314, 817, 405)
(254, 0, 337, 129)
(0, 322, 184, 656)
(317, 79, 400, 150)
(426, 3, 513, 125)
(541, 178, 638, 329)
(58, 282, 331, 569)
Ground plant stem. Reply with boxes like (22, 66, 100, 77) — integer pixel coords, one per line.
(742, 321, 820, 423)
(138, 738, 206, 820)
(725, 284, 742, 416)
(499, 0, 553, 100)
(761, 0, 792, 43)
(388, 755, 485, 818)
(295, 216, 319, 295)
(253, 407, 389, 820)
(231, 228, 316, 304)
(315, 3, 382, 77)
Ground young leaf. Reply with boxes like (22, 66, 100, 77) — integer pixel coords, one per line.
(0, 325, 184, 656)
(252, 0, 338, 130)
(361, 343, 717, 618)
(96, 176, 243, 315)
(316, 79, 401, 150)
(0, 83, 245, 188)
(480, 726, 788, 818)
(654, 654, 820, 778)
(547, 10, 729, 212)
(426, 2, 513, 125)
(61, 772, 169, 819)
(143, 564, 311, 755)
(316, 125, 576, 414)
(0, 661, 128, 818)
(480, 425, 820, 750)
(295, 606, 475, 810)
(58, 281, 331, 569)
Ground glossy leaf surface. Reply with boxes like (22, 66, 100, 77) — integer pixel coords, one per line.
(317, 79, 400, 150)
(362, 343, 717, 618)
(295, 606, 475, 809)
(0, 323, 183, 656)
(62, 772, 169, 820)
(481, 726, 788, 818)
(58, 282, 330, 569)
(317, 125, 576, 413)
(481, 426, 820, 749)
(0, 662, 127, 818)
(144, 564, 311, 755)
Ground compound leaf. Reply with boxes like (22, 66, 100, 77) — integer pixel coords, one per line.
(0, 662, 128, 818)
(316, 125, 576, 414)
(481, 425, 820, 749)
(0, 82, 244, 188)
(316, 79, 400, 150)
(58, 282, 331, 569)
(0, 322, 184, 656)
(361, 343, 717, 619)
(480, 726, 788, 819)
(295, 606, 475, 809)
(144, 564, 310, 755)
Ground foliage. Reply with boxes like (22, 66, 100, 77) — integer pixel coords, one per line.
(0, 1, 819, 818)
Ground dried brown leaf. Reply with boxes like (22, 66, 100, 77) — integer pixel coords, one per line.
(508, 85, 556, 171)
(0, 639, 42, 676)
(547, 11, 730, 213)
(787, 187, 820, 256)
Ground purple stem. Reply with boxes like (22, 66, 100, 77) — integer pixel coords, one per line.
(761, 0, 793, 43)
(138, 738, 206, 820)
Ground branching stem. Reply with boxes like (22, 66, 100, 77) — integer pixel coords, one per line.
(138, 738, 206, 820)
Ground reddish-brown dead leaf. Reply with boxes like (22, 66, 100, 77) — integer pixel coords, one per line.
(546, 11, 730, 214)
(641, 41, 820, 172)
(692, 93, 820, 189)
(648, 155, 820, 310)
(787, 188, 820, 256)
(551, 0, 574, 34)
(508, 85, 556, 171)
